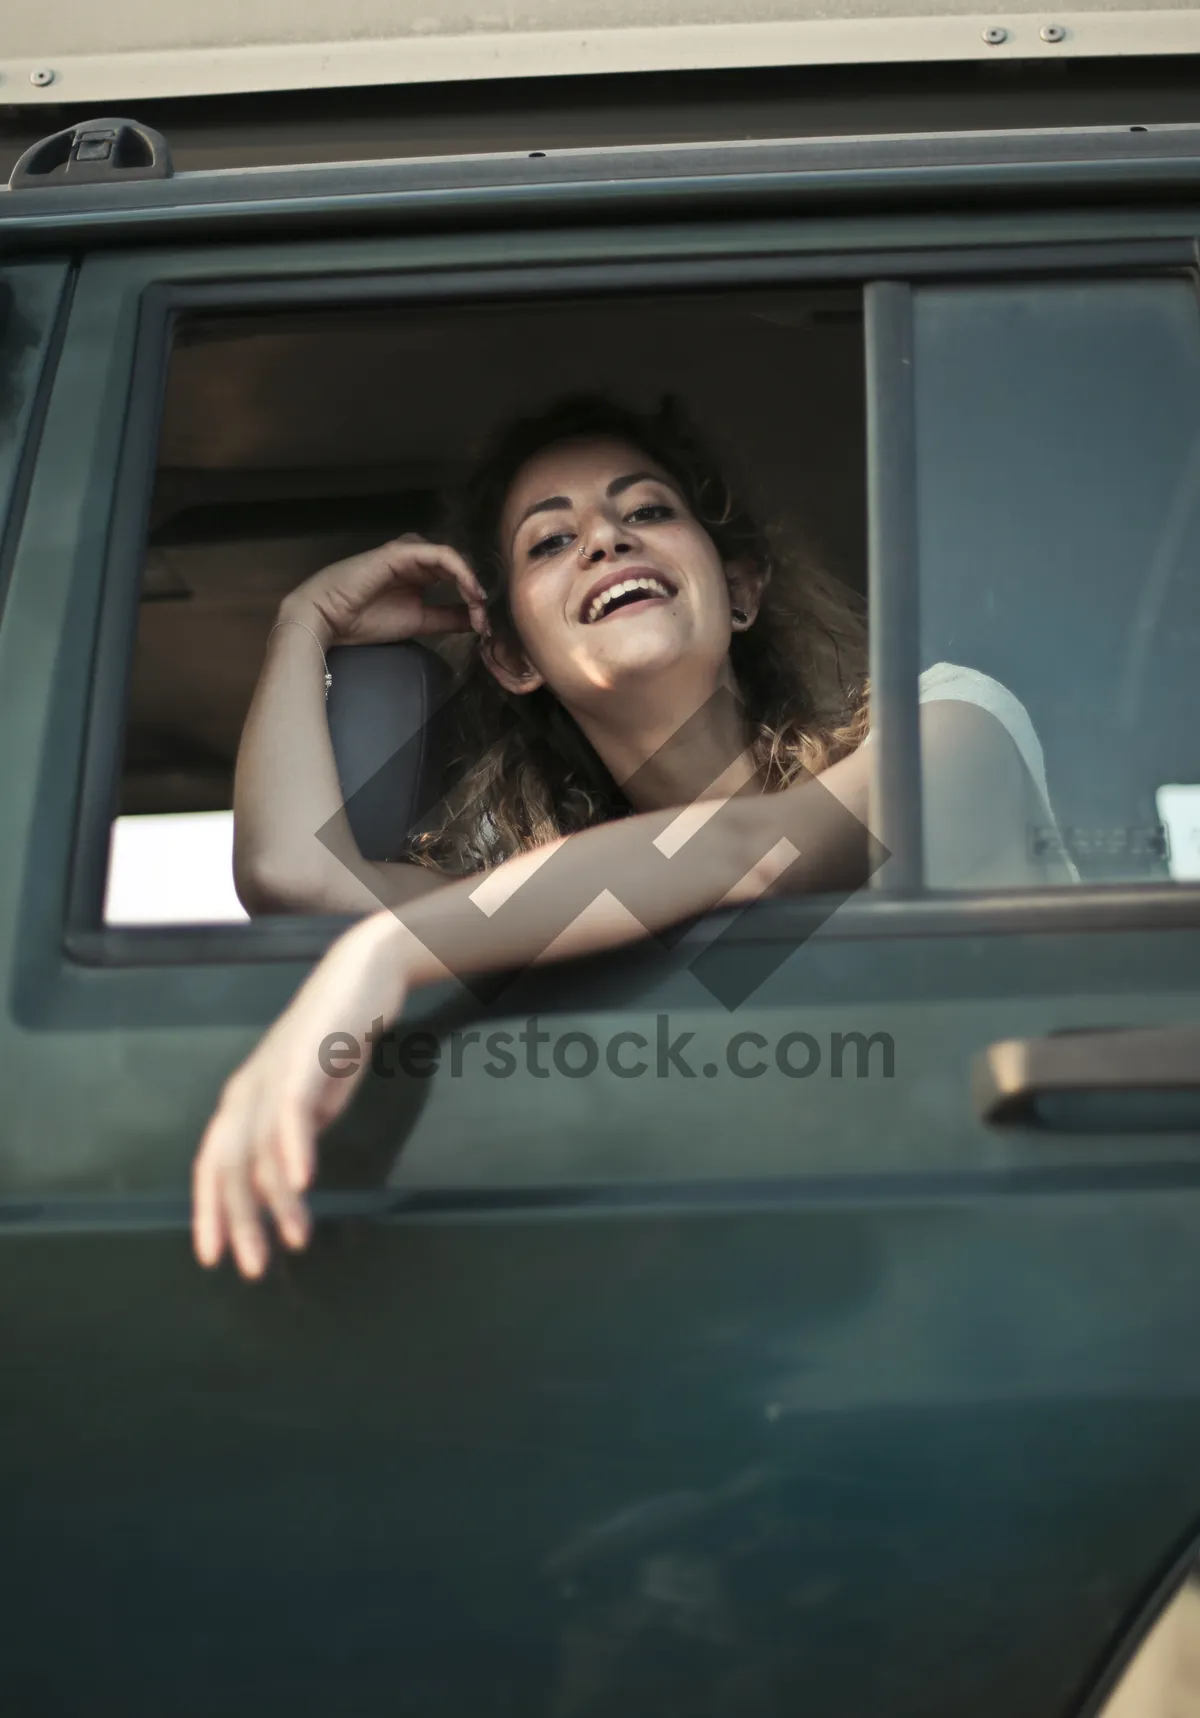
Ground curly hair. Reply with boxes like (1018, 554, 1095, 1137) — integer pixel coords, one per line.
(398, 393, 870, 875)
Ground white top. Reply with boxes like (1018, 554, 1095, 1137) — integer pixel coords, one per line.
(918, 659, 1055, 812)
(866, 660, 1077, 884)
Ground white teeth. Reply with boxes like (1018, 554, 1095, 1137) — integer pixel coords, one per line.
(585, 576, 672, 623)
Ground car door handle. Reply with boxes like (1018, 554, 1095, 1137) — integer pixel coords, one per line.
(973, 1024, 1200, 1130)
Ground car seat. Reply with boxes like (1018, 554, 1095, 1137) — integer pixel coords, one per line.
(326, 641, 458, 861)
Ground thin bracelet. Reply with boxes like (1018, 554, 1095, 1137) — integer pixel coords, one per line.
(268, 618, 332, 697)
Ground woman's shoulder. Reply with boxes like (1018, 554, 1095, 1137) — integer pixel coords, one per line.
(853, 661, 1056, 816)
(916, 662, 1081, 883)
(917, 659, 1051, 799)
(918, 661, 1041, 745)
(861, 662, 1030, 736)
(918, 660, 1019, 708)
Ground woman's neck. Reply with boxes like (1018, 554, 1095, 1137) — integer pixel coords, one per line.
(571, 663, 763, 812)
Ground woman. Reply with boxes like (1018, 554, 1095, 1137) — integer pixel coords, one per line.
(195, 394, 1066, 1279)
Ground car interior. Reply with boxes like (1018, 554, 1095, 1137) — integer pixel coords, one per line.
(116, 286, 867, 913)
(114, 277, 1200, 917)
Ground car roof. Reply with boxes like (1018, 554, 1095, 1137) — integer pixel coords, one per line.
(4, 122, 1200, 250)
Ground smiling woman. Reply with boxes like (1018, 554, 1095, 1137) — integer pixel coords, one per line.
(231, 393, 872, 906)
(381, 393, 874, 879)
(194, 387, 1073, 1276)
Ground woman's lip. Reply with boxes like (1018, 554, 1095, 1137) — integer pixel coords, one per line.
(578, 566, 678, 623)
(589, 592, 672, 624)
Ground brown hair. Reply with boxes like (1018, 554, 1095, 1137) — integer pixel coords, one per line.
(401, 393, 869, 874)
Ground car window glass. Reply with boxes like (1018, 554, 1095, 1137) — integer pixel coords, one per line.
(914, 276, 1200, 889)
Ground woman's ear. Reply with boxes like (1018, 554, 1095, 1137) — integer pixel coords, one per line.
(480, 631, 545, 696)
(726, 556, 770, 629)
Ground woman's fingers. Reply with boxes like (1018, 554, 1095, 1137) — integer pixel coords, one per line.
(193, 1082, 311, 1275)
(251, 1137, 311, 1252)
(221, 1161, 270, 1279)
(382, 538, 487, 608)
(313, 539, 487, 644)
(276, 1095, 317, 1194)
(288, 535, 488, 648)
(338, 545, 486, 639)
(367, 573, 486, 638)
(412, 601, 476, 636)
(444, 556, 489, 614)
(192, 1141, 227, 1268)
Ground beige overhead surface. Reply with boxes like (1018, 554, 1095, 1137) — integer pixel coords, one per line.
(8, 0, 1199, 53)
(5, 0, 1200, 103)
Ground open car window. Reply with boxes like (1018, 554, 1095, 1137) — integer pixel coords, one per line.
(105, 286, 867, 927)
(65, 236, 1200, 955)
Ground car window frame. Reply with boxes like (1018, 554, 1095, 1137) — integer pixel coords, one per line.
(0, 261, 75, 628)
(31, 228, 1200, 970)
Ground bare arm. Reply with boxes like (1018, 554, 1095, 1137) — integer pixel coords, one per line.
(353, 691, 1041, 987)
(232, 614, 446, 915)
(194, 700, 1029, 1278)
(384, 737, 874, 993)
(196, 744, 877, 1272)
(233, 537, 487, 916)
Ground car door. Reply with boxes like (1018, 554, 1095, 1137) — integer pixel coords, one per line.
(1, 140, 1199, 1718)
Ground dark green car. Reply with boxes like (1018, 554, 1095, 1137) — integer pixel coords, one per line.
(3, 59, 1200, 1717)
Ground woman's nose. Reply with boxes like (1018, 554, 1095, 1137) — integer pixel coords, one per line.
(579, 513, 636, 561)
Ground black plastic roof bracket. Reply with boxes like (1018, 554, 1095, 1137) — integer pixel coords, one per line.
(8, 117, 173, 189)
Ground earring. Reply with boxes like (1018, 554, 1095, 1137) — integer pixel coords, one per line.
(731, 606, 749, 627)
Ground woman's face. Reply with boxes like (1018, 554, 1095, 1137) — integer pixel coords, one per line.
(492, 434, 750, 710)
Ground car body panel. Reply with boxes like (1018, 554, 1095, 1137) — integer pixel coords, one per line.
(1, 135, 1199, 1716)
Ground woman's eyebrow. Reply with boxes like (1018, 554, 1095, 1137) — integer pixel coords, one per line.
(606, 470, 675, 499)
(513, 494, 571, 537)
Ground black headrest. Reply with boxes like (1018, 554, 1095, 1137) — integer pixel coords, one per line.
(326, 641, 458, 862)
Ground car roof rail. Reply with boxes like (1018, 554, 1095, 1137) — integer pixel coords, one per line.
(7, 116, 172, 190)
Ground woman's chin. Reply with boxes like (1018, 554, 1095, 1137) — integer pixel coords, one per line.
(582, 624, 701, 682)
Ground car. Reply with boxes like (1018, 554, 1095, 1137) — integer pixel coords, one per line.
(3, 14, 1200, 1716)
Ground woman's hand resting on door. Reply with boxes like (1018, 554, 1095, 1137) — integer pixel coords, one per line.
(192, 910, 413, 1280)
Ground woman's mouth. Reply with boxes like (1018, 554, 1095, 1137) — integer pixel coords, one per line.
(580, 570, 677, 624)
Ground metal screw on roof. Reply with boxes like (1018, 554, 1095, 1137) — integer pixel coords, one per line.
(981, 25, 1008, 44)
(29, 67, 55, 86)
(1040, 22, 1066, 40)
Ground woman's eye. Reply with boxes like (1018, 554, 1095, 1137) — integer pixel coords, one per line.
(528, 531, 574, 559)
(627, 503, 674, 524)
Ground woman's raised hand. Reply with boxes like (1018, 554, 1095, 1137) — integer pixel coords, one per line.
(279, 534, 488, 649)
